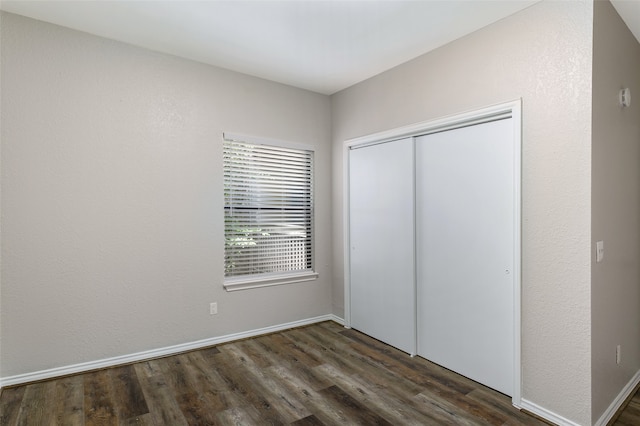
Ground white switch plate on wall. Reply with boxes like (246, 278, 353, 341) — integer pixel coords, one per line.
(596, 241, 604, 263)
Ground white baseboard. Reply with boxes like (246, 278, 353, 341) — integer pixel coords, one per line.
(3, 314, 634, 426)
(520, 398, 582, 426)
(330, 314, 345, 326)
(0, 314, 344, 389)
(520, 369, 640, 426)
(594, 369, 640, 426)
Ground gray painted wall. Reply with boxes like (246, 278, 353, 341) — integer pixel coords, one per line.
(592, 1, 640, 422)
(0, 12, 332, 378)
(3, 1, 640, 425)
(331, 1, 593, 424)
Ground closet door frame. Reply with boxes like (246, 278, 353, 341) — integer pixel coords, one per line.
(348, 137, 417, 355)
(343, 99, 522, 407)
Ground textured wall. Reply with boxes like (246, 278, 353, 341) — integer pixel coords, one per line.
(591, 1, 640, 422)
(330, 1, 593, 424)
(0, 12, 332, 378)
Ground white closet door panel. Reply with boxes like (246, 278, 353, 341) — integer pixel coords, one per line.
(349, 138, 415, 354)
(416, 119, 514, 396)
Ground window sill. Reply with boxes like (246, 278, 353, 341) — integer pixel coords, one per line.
(224, 271, 319, 292)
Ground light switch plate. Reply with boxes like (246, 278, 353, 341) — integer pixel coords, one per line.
(596, 241, 604, 263)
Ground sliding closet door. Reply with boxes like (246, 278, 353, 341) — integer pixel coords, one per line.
(416, 119, 514, 396)
(349, 138, 415, 354)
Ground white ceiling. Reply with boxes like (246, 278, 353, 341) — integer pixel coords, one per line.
(1, 0, 639, 95)
(612, 0, 640, 44)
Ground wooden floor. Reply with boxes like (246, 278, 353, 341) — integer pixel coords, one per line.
(2, 321, 552, 425)
(612, 385, 640, 426)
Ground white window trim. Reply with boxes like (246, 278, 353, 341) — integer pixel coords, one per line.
(223, 133, 314, 152)
(224, 270, 319, 292)
(222, 132, 317, 292)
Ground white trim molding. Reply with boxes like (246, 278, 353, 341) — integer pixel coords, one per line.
(343, 99, 522, 406)
(594, 369, 640, 426)
(224, 271, 319, 292)
(520, 399, 583, 426)
(0, 314, 343, 389)
(343, 102, 516, 149)
(222, 132, 314, 152)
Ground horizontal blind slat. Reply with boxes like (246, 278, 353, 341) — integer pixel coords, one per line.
(224, 139, 314, 279)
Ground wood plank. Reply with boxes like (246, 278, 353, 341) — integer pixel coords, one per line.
(282, 327, 356, 373)
(0, 386, 26, 425)
(339, 327, 477, 395)
(335, 327, 515, 426)
(42, 381, 60, 426)
(467, 387, 547, 426)
(195, 346, 260, 414)
(290, 414, 325, 425)
(134, 361, 189, 426)
(156, 354, 219, 425)
(259, 331, 323, 368)
(286, 327, 424, 398)
(199, 346, 220, 358)
(412, 391, 496, 426)
(109, 364, 149, 421)
(53, 375, 84, 426)
(121, 413, 155, 426)
(184, 350, 239, 412)
(0, 322, 580, 426)
(290, 325, 512, 426)
(414, 390, 501, 426)
(313, 362, 447, 425)
(317, 320, 344, 333)
(84, 369, 117, 426)
(218, 343, 312, 422)
(264, 364, 371, 426)
(269, 364, 400, 425)
(16, 381, 57, 426)
(275, 366, 344, 424)
(234, 338, 273, 369)
(248, 334, 331, 391)
(214, 405, 263, 425)
(198, 344, 284, 424)
(318, 385, 394, 425)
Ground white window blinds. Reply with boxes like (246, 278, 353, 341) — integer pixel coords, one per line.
(223, 137, 314, 285)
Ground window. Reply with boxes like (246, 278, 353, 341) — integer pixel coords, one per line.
(223, 133, 317, 291)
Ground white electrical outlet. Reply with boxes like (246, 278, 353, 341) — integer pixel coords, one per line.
(210, 302, 218, 315)
(616, 345, 621, 365)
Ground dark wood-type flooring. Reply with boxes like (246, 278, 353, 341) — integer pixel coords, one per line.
(0, 320, 611, 425)
(612, 385, 640, 426)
